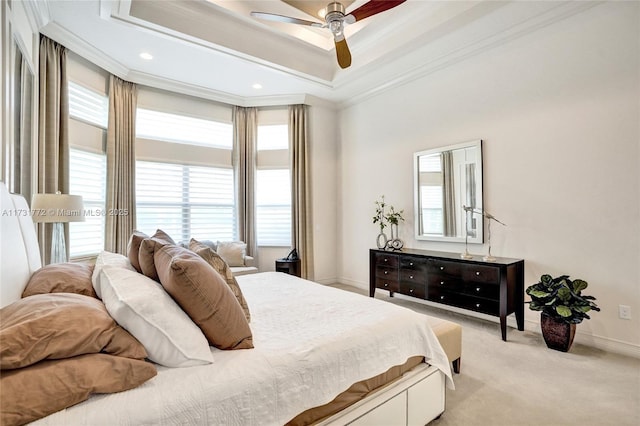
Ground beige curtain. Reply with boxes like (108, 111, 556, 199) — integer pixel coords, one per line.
(442, 151, 456, 237)
(232, 106, 257, 258)
(289, 104, 313, 279)
(105, 75, 138, 254)
(37, 36, 69, 264)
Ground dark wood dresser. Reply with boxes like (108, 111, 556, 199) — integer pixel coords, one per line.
(369, 248, 525, 341)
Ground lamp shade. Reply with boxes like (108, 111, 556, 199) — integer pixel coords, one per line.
(31, 193, 85, 223)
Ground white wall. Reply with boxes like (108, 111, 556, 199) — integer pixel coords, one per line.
(338, 2, 639, 355)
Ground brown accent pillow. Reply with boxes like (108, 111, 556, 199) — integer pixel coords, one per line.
(190, 238, 251, 323)
(0, 293, 148, 369)
(0, 353, 157, 426)
(154, 244, 253, 350)
(22, 262, 96, 298)
(138, 229, 176, 281)
(127, 230, 149, 273)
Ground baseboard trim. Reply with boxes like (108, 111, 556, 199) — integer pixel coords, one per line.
(337, 278, 640, 359)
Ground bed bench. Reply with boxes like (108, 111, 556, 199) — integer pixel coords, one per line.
(427, 316, 462, 373)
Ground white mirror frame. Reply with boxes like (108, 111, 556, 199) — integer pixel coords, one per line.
(413, 140, 483, 243)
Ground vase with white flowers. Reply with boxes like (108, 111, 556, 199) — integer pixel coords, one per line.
(372, 195, 405, 250)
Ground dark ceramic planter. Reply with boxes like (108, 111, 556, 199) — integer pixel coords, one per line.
(540, 313, 576, 352)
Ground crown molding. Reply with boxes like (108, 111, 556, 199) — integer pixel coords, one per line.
(40, 21, 130, 78)
(24, 0, 51, 30)
(127, 70, 310, 108)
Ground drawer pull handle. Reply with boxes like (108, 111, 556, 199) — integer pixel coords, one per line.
(384, 258, 388, 262)
(476, 271, 480, 276)
(409, 262, 413, 266)
(410, 275, 414, 279)
(440, 295, 445, 300)
(476, 287, 481, 292)
(384, 271, 388, 275)
(440, 266, 444, 271)
(384, 283, 389, 287)
(476, 303, 481, 308)
(440, 281, 445, 285)
(409, 289, 414, 293)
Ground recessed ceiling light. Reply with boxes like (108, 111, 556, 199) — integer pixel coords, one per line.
(139, 52, 153, 60)
(252, 83, 263, 89)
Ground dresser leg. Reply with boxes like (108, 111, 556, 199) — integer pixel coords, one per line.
(500, 314, 507, 341)
(516, 309, 524, 331)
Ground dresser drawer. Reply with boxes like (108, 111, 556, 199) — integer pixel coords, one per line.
(462, 264, 500, 284)
(399, 282, 426, 299)
(375, 253, 399, 268)
(400, 256, 428, 271)
(428, 288, 499, 316)
(427, 259, 465, 277)
(400, 268, 427, 284)
(375, 277, 399, 292)
(463, 282, 499, 300)
(376, 265, 398, 281)
(427, 275, 466, 293)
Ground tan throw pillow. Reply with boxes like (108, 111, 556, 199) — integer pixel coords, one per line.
(127, 230, 149, 273)
(22, 262, 96, 298)
(0, 353, 157, 426)
(216, 240, 247, 267)
(190, 238, 251, 323)
(154, 244, 254, 350)
(139, 229, 176, 281)
(0, 293, 148, 369)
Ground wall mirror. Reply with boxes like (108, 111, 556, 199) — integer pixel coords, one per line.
(413, 140, 483, 243)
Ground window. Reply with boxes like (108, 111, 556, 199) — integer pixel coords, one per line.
(68, 79, 108, 258)
(136, 161, 236, 243)
(68, 81, 108, 127)
(419, 155, 443, 235)
(256, 169, 291, 246)
(256, 120, 290, 246)
(136, 108, 232, 149)
(69, 149, 107, 257)
(257, 124, 288, 150)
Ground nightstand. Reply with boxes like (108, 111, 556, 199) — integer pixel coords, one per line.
(275, 258, 301, 277)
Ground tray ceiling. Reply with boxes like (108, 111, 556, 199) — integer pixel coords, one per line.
(34, 0, 598, 107)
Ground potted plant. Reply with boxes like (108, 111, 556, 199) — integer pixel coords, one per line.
(372, 196, 405, 250)
(526, 274, 600, 352)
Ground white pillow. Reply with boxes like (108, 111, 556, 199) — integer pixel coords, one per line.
(92, 251, 136, 298)
(216, 241, 246, 267)
(99, 265, 214, 367)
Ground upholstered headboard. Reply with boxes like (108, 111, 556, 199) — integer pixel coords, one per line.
(1, 182, 42, 308)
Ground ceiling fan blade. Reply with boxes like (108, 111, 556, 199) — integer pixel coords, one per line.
(348, 0, 406, 22)
(250, 12, 324, 27)
(334, 36, 352, 69)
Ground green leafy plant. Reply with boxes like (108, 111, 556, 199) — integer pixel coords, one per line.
(385, 205, 405, 226)
(526, 274, 600, 324)
(372, 195, 387, 233)
(372, 196, 405, 232)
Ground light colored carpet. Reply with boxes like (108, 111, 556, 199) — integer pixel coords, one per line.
(329, 283, 640, 426)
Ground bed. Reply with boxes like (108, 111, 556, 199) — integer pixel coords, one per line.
(0, 183, 453, 425)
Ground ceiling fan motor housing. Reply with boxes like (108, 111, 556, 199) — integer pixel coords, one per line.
(326, 2, 346, 38)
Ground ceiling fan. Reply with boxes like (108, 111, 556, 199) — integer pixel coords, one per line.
(251, 1, 406, 69)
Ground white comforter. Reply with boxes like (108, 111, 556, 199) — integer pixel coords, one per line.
(34, 272, 452, 425)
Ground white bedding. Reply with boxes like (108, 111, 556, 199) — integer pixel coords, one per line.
(33, 272, 452, 426)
